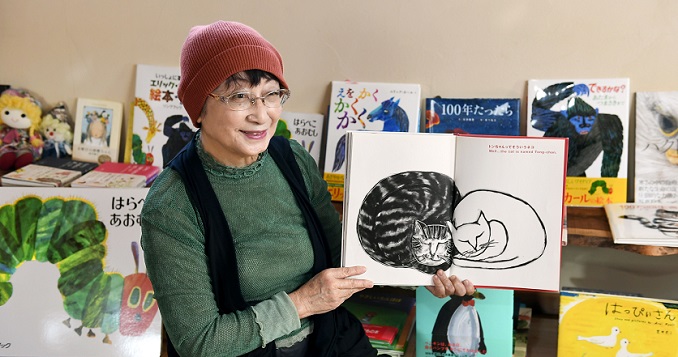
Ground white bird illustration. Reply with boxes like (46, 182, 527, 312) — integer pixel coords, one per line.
(615, 338, 653, 357)
(577, 326, 620, 347)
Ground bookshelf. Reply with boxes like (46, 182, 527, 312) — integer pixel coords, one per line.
(332, 201, 678, 355)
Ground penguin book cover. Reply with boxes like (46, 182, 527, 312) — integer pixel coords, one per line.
(558, 290, 678, 356)
(527, 78, 630, 207)
(0, 187, 162, 357)
(415, 287, 513, 357)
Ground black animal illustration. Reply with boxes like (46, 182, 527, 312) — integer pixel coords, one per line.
(162, 114, 195, 166)
(530, 82, 624, 177)
(356, 171, 547, 272)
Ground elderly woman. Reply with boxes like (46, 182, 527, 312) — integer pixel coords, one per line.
(140, 20, 474, 357)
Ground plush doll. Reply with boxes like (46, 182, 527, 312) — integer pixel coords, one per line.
(0, 88, 44, 170)
(40, 113, 73, 159)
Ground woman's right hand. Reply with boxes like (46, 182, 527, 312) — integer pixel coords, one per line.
(288, 266, 373, 319)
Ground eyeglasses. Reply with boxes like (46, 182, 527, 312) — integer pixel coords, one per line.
(208, 89, 291, 111)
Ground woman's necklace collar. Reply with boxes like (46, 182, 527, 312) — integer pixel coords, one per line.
(195, 134, 267, 179)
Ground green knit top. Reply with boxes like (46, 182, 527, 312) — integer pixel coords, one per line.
(140, 136, 342, 357)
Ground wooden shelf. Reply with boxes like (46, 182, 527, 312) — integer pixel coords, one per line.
(566, 206, 678, 256)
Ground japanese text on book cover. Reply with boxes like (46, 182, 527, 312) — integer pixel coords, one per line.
(425, 98, 520, 136)
(323, 81, 421, 201)
(0, 187, 161, 357)
(416, 287, 513, 357)
(635, 92, 678, 203)
(527, 78, 630, 207)
(277, 111, 325, 166)
(559, 290, 678, 356)
(126, 64, 197, 168)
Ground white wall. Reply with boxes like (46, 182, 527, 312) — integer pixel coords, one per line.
(2, 0, 677, 300)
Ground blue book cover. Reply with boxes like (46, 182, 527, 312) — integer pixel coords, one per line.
(425, 98, 520, 136)
(416, 287, 513, 357)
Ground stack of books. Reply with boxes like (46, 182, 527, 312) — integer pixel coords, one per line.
(512, 305, 532, 357)
(70, 162, 161, 188)
(342, 287, 416, 357)
(0, 157, 98, 187)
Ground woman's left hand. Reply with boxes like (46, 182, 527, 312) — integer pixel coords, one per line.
(426, 270, 475, 298)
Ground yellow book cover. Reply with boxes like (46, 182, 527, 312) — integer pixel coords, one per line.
(559, 290, 678, 356)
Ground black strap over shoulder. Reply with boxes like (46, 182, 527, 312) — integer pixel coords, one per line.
(267, 136, 332, 274)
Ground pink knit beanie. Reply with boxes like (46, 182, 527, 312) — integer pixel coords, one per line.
(177, 21, 288, 126)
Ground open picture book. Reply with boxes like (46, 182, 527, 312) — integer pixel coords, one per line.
(341, 131, 568, 291)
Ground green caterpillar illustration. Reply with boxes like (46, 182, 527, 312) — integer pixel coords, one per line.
(0, 195, 158, 344)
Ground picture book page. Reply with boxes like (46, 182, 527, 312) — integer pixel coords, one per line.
(342, 131, 457, 286)
(452, 135, 567, 291)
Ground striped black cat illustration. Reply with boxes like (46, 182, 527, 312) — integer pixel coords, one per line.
(356, 171, 547, 273)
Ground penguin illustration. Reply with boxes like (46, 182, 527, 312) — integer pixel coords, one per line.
(431, 291, 487, 357)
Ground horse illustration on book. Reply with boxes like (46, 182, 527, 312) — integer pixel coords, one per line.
(431, 291, 487, 357)
(0, 196, 159, 344)
(331, 97, 411, 172)
(356, 171, 546, 273)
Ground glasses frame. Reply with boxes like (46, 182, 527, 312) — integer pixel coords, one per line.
(208, 89, 291, 111)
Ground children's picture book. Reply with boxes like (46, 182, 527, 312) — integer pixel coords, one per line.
(70, 161, 160, 188)
(323, 81, 421, 201)
(276, 111, 325, 166)
(526, 78, 630, 207)
(558, 289, 678, 356)
(342, 287, 416, 350)
(0, 187, 161, 357)
(416, 287, 514, 357)
(72, 98, 124, 164)
(604, 202, 678, 247)
(425, 98, 520, 136)
(125, 64, 197, 168)
(341, 131, 567, 291)
(635, 91, 678, 203)
(1, 157, 98, 187)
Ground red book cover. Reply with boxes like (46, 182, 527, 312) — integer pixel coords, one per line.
(362, 324, 399, 344)
(95, 162, 161, 184)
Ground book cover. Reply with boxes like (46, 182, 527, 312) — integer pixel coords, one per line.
(70, 171, 147, 188)
(72, 98, 124, 164)
(276, 111, 325, 166)
(371, 305, 416, 356)
(526, 78, 630, 207)
(0, 187, 161, 357)
(635, 91, 678, 203)
(323, 81, 421, 201)
(341, 131, 567, 291)
(603, 202, 678, 247)
(0, 158, 98, 187)
(558, 289, 678, 356)
(91, 162, 161, 184)
(342, 287, 416, 346)
(416, 287, 514, 357)
(35, 157, 99, 175)
(125, 64, 197, 168)
(425, 98, 520, 136)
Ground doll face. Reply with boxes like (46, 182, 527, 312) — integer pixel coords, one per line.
(1, 108, 32, 129)
(43, 125, 66, 142)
